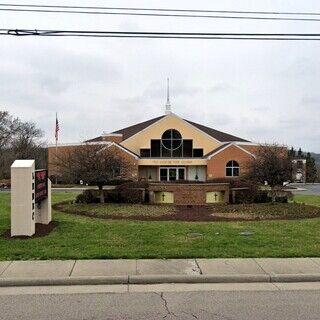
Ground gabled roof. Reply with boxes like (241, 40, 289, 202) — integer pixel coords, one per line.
(184, 119, 249, 143)
(204, 143, 256, 159)
(112, 115, 166, 140)
(102, 142, 140, 159)
(204, 143, 230, 158)
(86, 136, 104, 142)
(107, 113, 249, 143)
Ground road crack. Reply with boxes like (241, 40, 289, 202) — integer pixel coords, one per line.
(156, 292, 177, 318)
(199, 308, 236, 320)
(182, 311, 199, 319)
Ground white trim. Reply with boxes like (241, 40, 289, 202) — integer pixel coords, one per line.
(100, 142, 139, 159)
(235, 144, 257, 158)
(176, 115, 253, 145)
(206, 143, 230, 159)
(116, 115, 169, 143)
(110, 142, 140, 159)
(206, 143, 256, 160)
(102, 133, 123, 137)
(119, 113, 251, 146)
(48, 141, 139, 159)
(225, 141, 259, 146)
(226, 160, 240, 177)
(121, 113, 223, 145)
(159, 166, 186, 182)
(173, 113, 222, 144)
(48, 141, 111, 148)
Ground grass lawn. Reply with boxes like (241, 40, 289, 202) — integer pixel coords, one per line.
(59, 202, 176, 217)
(58, 201, 320, 221)
(207, 202, 320, 219)
(0, 192, 320, 260)
(293, 194, 320, 207)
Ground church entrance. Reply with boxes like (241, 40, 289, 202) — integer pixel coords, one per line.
(159, 167, 185, 182)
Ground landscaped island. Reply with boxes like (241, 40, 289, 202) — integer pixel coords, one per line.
(55, 201, 320, 222)
(0, 192, 319, 260)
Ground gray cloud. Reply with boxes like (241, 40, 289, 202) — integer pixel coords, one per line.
(1, 0, 320, 152)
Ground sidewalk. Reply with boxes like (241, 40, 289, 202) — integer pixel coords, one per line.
(1, 258, 320, 287)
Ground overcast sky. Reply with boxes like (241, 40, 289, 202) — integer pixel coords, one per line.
(1, 0, 320, 152)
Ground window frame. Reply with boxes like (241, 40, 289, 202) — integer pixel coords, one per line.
(161, 129, 183, 157)
(225, 160, 240, 177)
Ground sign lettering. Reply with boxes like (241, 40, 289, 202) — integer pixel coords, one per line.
(35, 169, 48, 203)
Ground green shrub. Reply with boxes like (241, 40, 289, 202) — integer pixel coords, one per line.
(119, 188, 144, 203)
(76, 189, 99, 203)
(254, 191, 269, 203)
(103, 190, 120, 203)
(106, 179, 133, 186)
(115, 181, 148, 203)
(116, 181, 149, 191)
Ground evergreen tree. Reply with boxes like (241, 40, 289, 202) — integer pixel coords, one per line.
(288, 147, 296, 158)
(297, 147, 303, 157)
(306, 152, 317, 183)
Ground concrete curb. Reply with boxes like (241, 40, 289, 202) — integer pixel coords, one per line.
(129, 274, 270, 284)
(1, 273, 320, 287)
(0, 276, 128, 287)
(271, 274, 320, 283)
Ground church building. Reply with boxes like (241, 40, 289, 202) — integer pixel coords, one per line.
(49, 116, 258, 184)
(48, 83, 259, 183)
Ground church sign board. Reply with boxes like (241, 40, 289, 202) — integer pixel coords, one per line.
(11, 160, 52, 237)
(35, 169, 48, 203)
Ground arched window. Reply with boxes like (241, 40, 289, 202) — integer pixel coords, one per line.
(226, 160, 240, 177)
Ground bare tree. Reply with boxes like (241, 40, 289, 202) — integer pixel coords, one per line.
(0, 111, 20, 150)
(11, 121, 46, 167)
(0, 111, 46, 179)
(245, 144, 292, 202)
(53, 143, 133, 203)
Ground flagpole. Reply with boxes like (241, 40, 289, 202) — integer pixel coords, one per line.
(55, 112, 58, 185)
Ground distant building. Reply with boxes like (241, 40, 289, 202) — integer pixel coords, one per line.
(291, 158, 306, 183)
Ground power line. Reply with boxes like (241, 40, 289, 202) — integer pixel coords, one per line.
(1, 6, 320, 22)
(1, 3, 320, 17)
(2, 29, 320, 40)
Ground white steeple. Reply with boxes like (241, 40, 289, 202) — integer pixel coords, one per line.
(165, 77, 172, 115)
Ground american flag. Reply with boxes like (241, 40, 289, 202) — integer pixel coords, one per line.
(55, 113, 59, 141)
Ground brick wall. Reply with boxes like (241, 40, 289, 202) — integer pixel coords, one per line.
(149, 183, 230, 205)
(207, 145, 255, 180)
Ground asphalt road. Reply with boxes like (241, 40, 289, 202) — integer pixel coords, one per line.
(291, 183, 320, 195)
(0, 287, 320, 320)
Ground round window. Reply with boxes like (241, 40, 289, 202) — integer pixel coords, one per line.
(161, 129, 182, 150)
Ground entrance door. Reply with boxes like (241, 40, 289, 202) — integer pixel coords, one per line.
(169, 168, 177, 181)
(159, 167, 185, 182)
(160, 168, 168, 181)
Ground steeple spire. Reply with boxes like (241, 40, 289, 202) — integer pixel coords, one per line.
(165, 77, 172, 115)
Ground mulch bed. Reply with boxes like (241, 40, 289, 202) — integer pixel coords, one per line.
(53, 202, 320, 222)
(3, 221, 59, 239)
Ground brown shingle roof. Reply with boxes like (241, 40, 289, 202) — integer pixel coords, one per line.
(86, 136, 104, 142)
(204, 143, 230, 158)
(108, 114, 249, 143)
(112, 115, 166, 140)
(185, 119, 249, 143)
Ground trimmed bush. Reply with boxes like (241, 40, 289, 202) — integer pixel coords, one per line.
(116, 181, 149, 191)
(115, 181, 148, 203)
(104, 179, 133, 186)
(119, 188, 145, 204)
(104, 190, 120, 203)
(76, 189, 99, 203)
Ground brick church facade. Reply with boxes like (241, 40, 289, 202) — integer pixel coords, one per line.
(48, 112, 259, 183)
